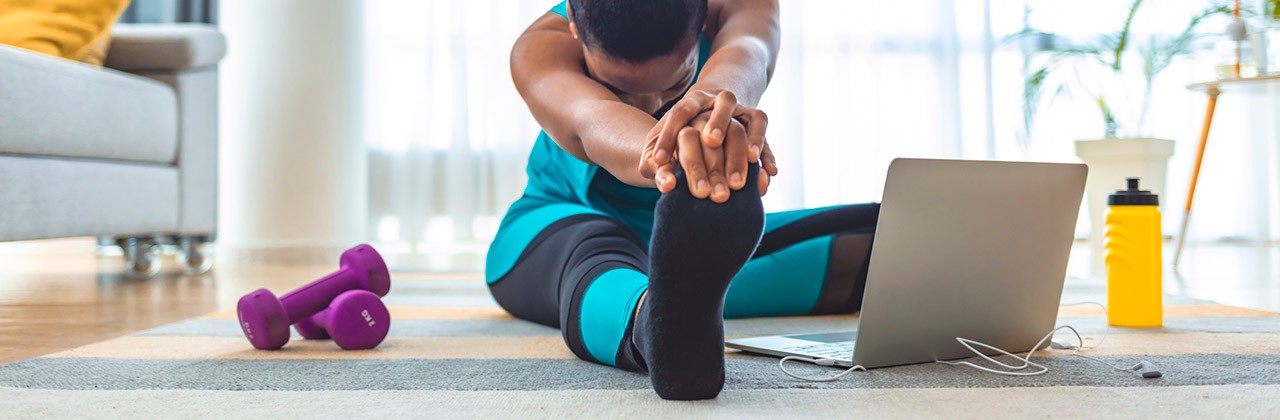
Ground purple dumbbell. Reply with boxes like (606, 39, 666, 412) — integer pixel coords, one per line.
(237, 244, 390, 350)
(292, 290, 391, 350)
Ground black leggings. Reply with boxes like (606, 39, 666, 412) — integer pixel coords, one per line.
(485, 188, 879, 370)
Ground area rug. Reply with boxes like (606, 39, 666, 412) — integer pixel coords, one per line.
(1, 276, 1277, 418)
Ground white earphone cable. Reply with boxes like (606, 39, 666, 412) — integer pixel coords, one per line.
(779, 356, 866, 382)
(1050, 302, 1154, 375)
(937, 301, 1152, 377)
(779, 301, 1159, 381)
(934, 324, 1078, 375)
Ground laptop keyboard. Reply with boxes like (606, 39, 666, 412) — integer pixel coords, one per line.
(783, 341, 856, 360)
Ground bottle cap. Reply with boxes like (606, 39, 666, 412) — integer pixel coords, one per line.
(1108, 177, 1158, 206)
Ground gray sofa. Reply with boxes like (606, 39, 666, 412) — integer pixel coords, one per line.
(0, 24, 226, 275)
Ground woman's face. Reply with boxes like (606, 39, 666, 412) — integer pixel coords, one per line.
(580, 40, 699, 116)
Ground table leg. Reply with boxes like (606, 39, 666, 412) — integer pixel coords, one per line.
(1173, 87, 1221, 270)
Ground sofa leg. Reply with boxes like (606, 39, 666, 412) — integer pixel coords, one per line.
(116, 237, 160, 278)
(176, 236, 213, 275)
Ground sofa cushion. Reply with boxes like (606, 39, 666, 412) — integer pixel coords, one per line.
(0, 0, 131, 65)
(0, 43, 178, 164)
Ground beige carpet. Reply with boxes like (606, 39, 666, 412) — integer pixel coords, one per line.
(1, 277, 1277, 418)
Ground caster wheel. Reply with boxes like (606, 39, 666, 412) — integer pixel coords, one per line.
(118, 238, 160, 278)
(95, 236, 123, 256)
(177, 236, 213, 275)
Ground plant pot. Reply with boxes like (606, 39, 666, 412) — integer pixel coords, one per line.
(1074, 138, 1175, 277)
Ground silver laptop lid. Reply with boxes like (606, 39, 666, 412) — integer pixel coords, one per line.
(852, 158, 1087, 368)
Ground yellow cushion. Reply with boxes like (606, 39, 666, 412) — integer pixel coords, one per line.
(0, 0, 131, 65)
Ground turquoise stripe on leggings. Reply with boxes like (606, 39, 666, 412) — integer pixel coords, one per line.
(724, 235, 833, 318)
(485, 203, 605, 284)
(763, 205, 848, 235)
(579, 268, 648, 366)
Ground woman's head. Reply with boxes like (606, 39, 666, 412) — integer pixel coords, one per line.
(567, 0, 707, 115)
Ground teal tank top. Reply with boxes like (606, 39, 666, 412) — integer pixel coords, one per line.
(508, 1, 712, 242)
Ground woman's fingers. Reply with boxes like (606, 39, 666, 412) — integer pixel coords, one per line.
(742, 107, 768, 163)
(700, 91, 738, 148)
(685, 110, 731, 200)
(654, 162, 677, 193)
(638, 134, 661, 179)
(758, 167, 771, 197)
(733, 107, 768, 164)
(760, 140, 778, 176)
(655, 92, 713, 165)
(656, 101, 773, 200)
(703, 134, 729, 203)
(724, 120, 749, 190)
(676, 127, 711, 199)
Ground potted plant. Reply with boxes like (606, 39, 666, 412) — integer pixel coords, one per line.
(1013, 0, 1233, 274)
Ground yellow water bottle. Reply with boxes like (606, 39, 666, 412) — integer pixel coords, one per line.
(1104, 177, 1162, 327)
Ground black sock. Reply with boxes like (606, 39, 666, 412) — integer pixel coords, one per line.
(633, 164, 764, 400)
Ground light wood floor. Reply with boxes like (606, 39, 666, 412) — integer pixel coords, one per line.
(0, 238, 372, 363)
(1, 237, 1276, 364)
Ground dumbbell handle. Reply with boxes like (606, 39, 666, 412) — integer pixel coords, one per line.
(278, 266, 360, 322)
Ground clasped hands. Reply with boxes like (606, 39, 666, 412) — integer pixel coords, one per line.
(638, 89, 779, 203)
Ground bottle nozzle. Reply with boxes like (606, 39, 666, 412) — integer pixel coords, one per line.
(1126, 177, 1141, 191)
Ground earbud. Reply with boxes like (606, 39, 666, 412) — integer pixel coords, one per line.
(1131, 361, 1162, 379)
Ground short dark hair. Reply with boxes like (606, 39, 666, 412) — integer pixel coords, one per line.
(569, 0, 707, 63)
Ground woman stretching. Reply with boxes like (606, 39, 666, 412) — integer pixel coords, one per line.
(486, 0, 879, 400)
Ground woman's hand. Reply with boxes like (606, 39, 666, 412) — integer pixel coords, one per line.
(647, 110, 778, 203)
(639, 89, 775, 192)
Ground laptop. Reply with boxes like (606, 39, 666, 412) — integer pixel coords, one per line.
(726, 158, 1087, 368)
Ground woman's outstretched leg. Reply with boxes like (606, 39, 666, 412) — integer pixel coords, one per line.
(723, 203, 882, 318)
(487, 165, 766, 400)
(634, 164, 765, 400)
(485, 203, 652, 372)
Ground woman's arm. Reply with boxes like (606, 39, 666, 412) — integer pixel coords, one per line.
(699, 0, 782, 108)
(511, 14, 661, 188)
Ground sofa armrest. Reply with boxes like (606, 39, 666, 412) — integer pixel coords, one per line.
(104, 23, 226, 72)
(102, 23, 224, 235)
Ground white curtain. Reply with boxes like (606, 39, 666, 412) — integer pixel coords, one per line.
(364, 1, 546, 270)
(364, 0, 1280, 271)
